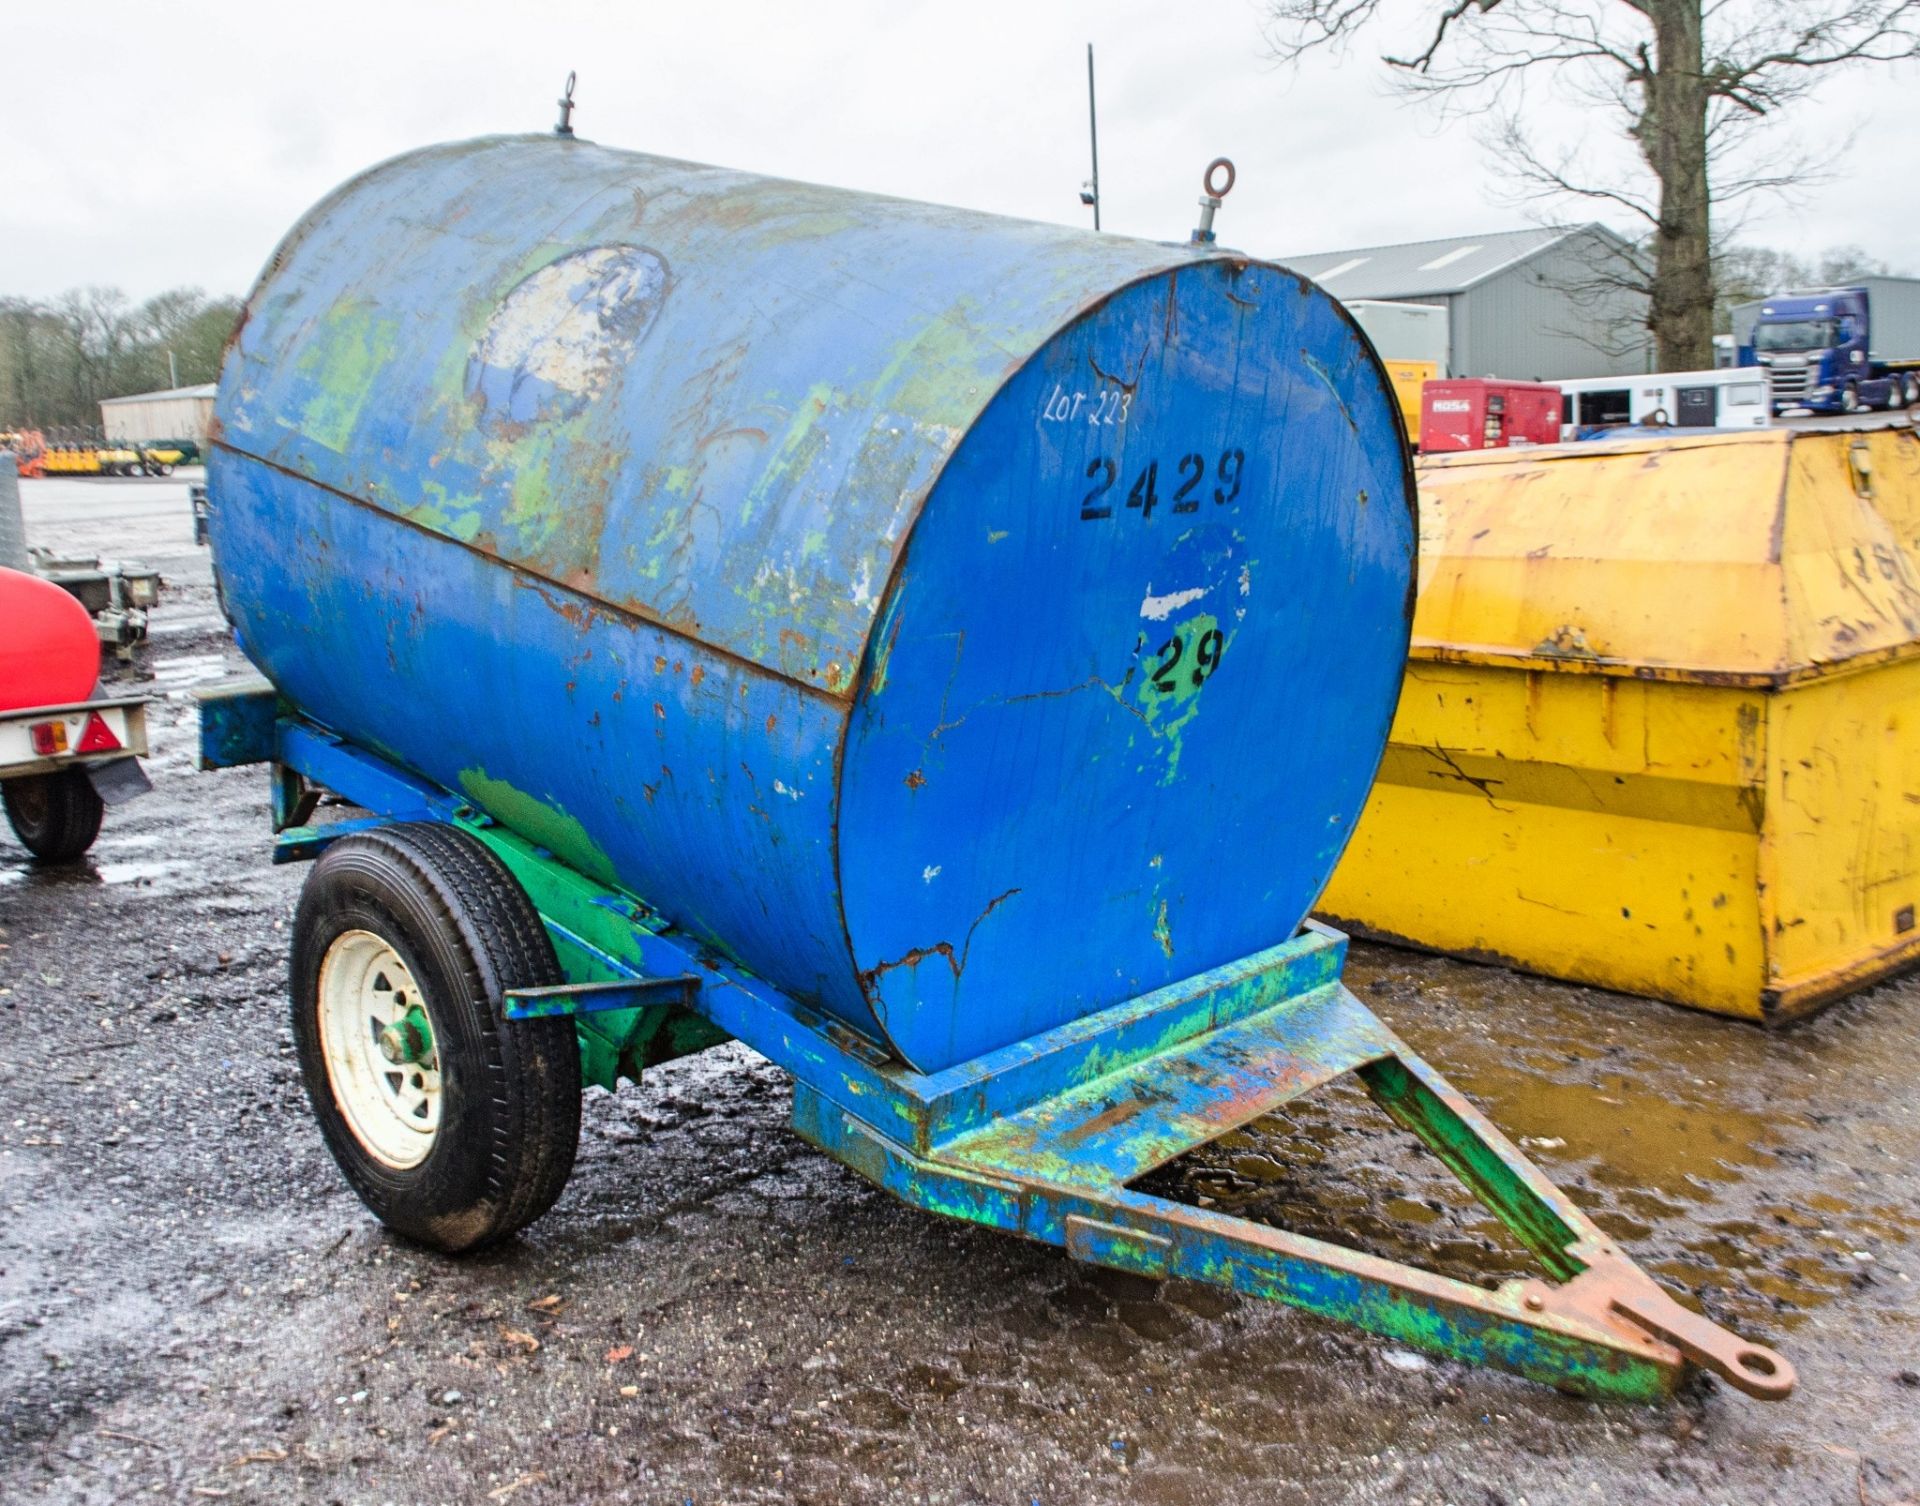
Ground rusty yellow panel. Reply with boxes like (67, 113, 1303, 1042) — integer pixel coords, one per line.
(1320, 667, 1767, 1017)
(1762, 659, 1920, 1012)
(1381, 359, 1434, 445)
(1324, 427, 1920, 1021)
(1413, 430, 1920, 682)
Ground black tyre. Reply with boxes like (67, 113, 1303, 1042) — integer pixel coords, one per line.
(2, 769, 105, 862)
(290, 822, 580, 1253)
(1842, 382, 1861, 413)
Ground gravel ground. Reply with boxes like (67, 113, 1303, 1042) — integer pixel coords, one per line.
(1, 473, 1915, 1505)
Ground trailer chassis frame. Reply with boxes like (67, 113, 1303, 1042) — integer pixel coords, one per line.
(199, 686, 1793, 1403)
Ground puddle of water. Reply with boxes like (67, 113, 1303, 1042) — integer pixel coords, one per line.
(152, 653, 231, 693)
(0, 855, 187, 891)
(92, 833, 162, 852)
(1137, 947, 1920, 1337)
(93, 859, 186, 886)
(148, 614, 226, 638)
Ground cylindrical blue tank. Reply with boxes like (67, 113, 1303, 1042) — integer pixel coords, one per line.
(211, 134, 1414, 1074)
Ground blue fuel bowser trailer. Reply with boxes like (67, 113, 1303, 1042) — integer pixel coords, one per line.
(197, 124, 1791, 1403)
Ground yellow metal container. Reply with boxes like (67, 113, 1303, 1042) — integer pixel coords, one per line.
(1319, 426, 1920, 1021)
(1382, 358, 1436, 447)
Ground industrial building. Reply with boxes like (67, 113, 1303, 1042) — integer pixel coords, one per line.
(98, 382, 217, 446)
(1283, 224, 1652, 380)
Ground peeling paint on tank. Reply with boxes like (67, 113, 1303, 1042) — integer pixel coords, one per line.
(1140, 583, 1208, 621)
(293, 303, 400, 454)
(465, 246, 668, 426)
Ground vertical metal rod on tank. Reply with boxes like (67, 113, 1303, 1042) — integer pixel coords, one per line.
(1084, 44, 1101, 231)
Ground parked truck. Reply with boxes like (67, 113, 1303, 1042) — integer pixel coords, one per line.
(1735, 280, 1920, 416)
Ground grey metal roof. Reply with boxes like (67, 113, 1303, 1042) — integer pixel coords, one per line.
(1279, 225, 1597, 298)
(99, 382, 218, 405)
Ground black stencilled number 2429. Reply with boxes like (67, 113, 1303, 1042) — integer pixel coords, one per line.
(1080, 447, 1246, 522)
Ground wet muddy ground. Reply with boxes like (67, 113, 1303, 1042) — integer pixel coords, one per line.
(1, 474, 1916, 1505)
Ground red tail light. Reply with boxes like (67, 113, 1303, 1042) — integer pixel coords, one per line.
(30, 720, 68, 756)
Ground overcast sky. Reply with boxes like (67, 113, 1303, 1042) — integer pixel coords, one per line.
(5, 0, 1915, 304)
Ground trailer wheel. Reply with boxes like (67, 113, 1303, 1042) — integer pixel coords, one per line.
(2, 770, 106, 862)
(1903, 374, 1919, 408)
(291, 823, 580, 1253)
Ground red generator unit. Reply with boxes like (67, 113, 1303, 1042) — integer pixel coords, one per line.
(1420, 379, 1563, 453)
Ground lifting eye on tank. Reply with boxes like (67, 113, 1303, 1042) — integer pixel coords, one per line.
(1191, 157, 1236, 246)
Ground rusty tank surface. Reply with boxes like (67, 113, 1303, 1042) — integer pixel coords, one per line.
(208, 133, 1416, 1074)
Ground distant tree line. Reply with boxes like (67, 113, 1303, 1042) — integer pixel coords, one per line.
(1714, 244, 1893, 334)
(0, 246, 1896, 429)
(0, 287, 241, 433)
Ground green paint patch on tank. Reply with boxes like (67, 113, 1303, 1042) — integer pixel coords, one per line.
(1133, 610, 1228, 787)
(492, 411, 614, 570)
(739, 383, 837, 527)
(400, 476, 486, 542)
(293, 302, 401, 454)
(457, 767, 618, 887)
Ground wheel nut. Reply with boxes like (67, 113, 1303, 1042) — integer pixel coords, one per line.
(378, 1025, 408, 1063)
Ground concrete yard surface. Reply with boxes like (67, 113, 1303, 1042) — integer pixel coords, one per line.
(1, 473, 1916, 1505)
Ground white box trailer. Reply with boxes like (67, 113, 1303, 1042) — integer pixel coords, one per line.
(1554, 368, 1770, 435)
(1344, 299, 1450, 372)
(1343, 300, 1450, 445)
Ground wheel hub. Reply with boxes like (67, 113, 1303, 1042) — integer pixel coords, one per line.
(376, 1007, 434, 1065)
(316, 930, 442, 1169)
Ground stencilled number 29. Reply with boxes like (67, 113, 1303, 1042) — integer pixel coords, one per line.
(1148, 628, 1226, 693)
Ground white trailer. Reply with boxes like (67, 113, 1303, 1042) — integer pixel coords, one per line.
(1343, 300, 1450, 444)
(1553, 368, 1770, 436)
(1344, 299, 1450, 372)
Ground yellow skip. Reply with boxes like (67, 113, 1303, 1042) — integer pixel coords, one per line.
(1319, 426, 1920, 1021)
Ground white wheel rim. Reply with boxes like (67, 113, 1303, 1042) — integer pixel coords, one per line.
(317, 929, 442, 1169)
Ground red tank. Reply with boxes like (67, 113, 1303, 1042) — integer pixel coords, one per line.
(0, 566, 99, 712)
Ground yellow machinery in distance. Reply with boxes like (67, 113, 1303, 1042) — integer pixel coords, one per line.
(1381, 359, 1437, 446)
(1318, 426, 1920, 1021)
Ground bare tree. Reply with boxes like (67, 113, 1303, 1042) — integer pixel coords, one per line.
(1264, 2, 1920, 370)
(0, 286, 242, 431)
(1715, 240, 1892, 331)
